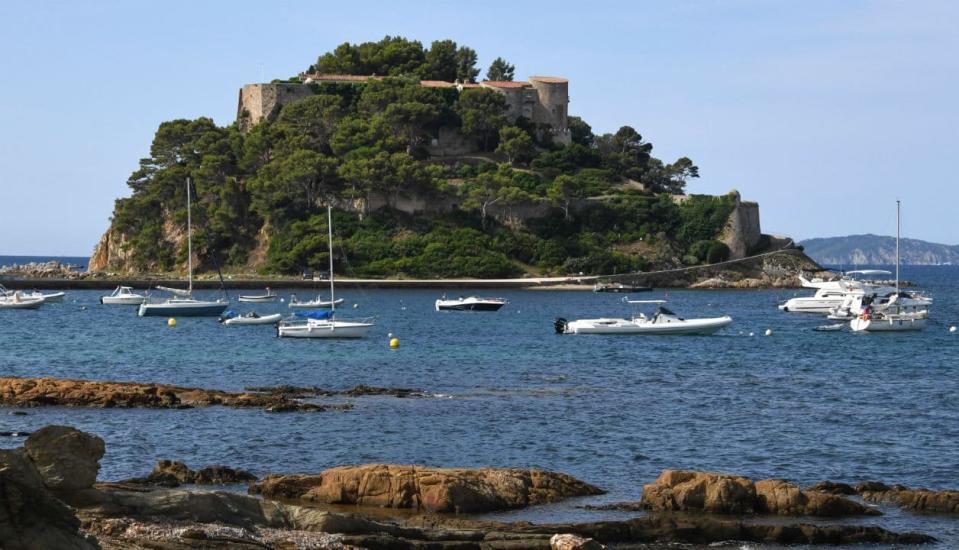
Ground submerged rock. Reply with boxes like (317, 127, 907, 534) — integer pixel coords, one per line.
(122, 459, 257, 487)
(641, 470, 877, 517)
(251, 464, 605, 513)
(857, 483, 959, 514)
(0, 376, 348, 412)
(244, 384, 429, 398)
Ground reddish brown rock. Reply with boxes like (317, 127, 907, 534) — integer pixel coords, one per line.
(252, 464, 605, 513)
(858, 484, 959, 514)
(0, 376, 345, 412)
(642, 470, 876, 517)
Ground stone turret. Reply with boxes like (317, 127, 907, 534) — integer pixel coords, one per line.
(236, 83, 313, 132)
(528, 76, 570, 145)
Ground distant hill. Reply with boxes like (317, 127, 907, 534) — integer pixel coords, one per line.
(800, 234, 959, 265)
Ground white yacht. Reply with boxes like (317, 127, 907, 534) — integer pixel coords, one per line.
(780, 271, 896, 314)
(851, 201, 927, 333)
(18, 290, 66, 303)
(100, 286, 146, 305)
(828, 290, 931, 320)
(435, 295, 507, 311)
(277, 206, 373, 339)
(555, 300, 732, 335)
(137, 178, 229, 317)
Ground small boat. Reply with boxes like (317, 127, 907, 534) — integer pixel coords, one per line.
(100, 286, 146, 305)
(219, 310, 283, 326)
(814, 323, 845, 332)
(435, 295, 507, 311)
(277, 206, 373, 339)
(849, 201, 926, 333)
(238, 288, 278, 303)
(0, 291, 44, 310)
(277, 310, 373, 338)
(288, 294, 343, 309)
(19, 290, 66, 303)
(555, 300, 732, 335)
(593, 282, 652, 293)
(137, 178, 229, 318)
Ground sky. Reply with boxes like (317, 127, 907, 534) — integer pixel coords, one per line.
(0, 0, 956, 255)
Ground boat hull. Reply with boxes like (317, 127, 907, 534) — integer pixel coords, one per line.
(565, 316, 733, 335)
(138, 301, 229, 317)
(100, 296, 146, 305)
(223, 313, 283, 325)
(435, 301, 505, 311)
(238, 296, 277, 303)
(850, 316, 926, 332)
(0, 298, 44, 310)
(277, 321, 371, 338)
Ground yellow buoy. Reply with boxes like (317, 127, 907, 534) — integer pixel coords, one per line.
(389, 337, 400, 349)
(167, 318, 176, 327)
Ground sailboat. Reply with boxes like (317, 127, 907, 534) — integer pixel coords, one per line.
(277, 206, 373, 338)
(850, 200, 927, 332)
(138, 178, 229, 317)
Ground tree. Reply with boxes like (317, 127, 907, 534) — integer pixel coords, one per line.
(455, 46, 480, 83)
(664, 157, 699, 194)
(495, 126, 535, 165)
(547, 174, 587, 220)
(249, 149, 340, 223)
(567, 116, 594, 147)
(461, 166, 511, 228)
(425, 39, 458, 81)
(336, 147, 391, 214)
(612, 126, 652, 157)
(486, 57, 515, 81)
(275, 94, 346, 150)
(455, 88, 507, 150)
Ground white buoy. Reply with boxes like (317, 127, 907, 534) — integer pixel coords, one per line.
(950, 326, 957, 333)
(280, 298, 285, 303)
(388, 332, 393, 339)
(353, 303, 358, 308)
(749, 332, 755, 337)
(764, 329, 773, 337)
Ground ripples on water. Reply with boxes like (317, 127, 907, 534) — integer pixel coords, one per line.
(1, 266, 958, 547)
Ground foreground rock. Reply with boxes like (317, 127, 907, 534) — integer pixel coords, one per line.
(121, 459, 257, 487)
(856, 481, 959, 514)
(0, 427, 938, 548)
(25, 425, 105, 491)
(0, 376, 351, 412)
(251, 463, 605, 513)
(642, 470, 878, 517)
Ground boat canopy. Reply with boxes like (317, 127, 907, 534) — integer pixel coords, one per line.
(294, 310, 334, 320)
(222, 309, 237, 318)
(846, 269, 893, 277)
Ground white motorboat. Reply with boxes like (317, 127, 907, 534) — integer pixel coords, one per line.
(239, 288, 278, 302)
(100, 286, 146, 305)
(288, 295, 343, 309)
(138, 178, 229, 318)
(0, 291, 44, 310)
(277, 206, 373, 339)
(435, 295, 507, 311)
(219, 310, 283, 326)
(555, 300, 732, 335)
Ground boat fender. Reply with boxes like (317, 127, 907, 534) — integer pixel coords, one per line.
(554, 317, 568, 334)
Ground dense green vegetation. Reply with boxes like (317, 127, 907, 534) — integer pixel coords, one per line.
(107, 37, 738, 277)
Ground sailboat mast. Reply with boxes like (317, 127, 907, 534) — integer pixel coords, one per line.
(895, 199, 900, 296)
(187, 178, 193, 294)
(327, 205, 335, 313)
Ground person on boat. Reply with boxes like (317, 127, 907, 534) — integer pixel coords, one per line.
(861, 304, 872, 321)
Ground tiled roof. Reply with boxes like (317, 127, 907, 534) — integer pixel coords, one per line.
(300, 74, 377, 82)
(481, 81, 531, 89)
(420, 80, 457, 88)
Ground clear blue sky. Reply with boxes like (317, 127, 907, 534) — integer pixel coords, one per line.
(1, 0, 956, 255)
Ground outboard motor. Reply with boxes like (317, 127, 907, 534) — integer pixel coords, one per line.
(553, 317, 568, 334)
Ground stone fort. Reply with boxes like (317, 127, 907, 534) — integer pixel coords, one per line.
(236, 73, 571, 148)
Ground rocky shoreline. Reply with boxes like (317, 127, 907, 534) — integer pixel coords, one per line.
(2, 425, 951, 549)
(0, 377, 429, 413)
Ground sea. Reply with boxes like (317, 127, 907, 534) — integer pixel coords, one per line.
(2, 258, 958, 548)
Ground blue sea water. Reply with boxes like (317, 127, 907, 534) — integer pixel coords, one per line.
(1, 265, 958, 548)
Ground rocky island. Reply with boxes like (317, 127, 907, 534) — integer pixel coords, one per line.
(79, 36, 820, 288)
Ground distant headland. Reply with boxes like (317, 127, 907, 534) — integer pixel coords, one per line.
(800, 234, 959, 266)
